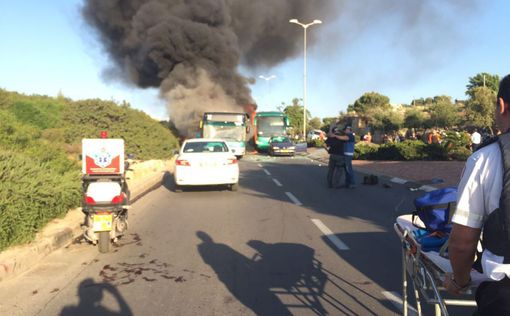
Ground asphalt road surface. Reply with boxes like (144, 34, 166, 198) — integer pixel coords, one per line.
(0, 155, 475, 316)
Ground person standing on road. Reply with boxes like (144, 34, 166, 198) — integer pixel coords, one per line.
(471, 129, 482, 152)
(444, 74, 510, 315)
(330, 126, 356, 188)
(324, 126, 345, 189)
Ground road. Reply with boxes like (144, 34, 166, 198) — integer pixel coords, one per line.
(0, 155, 474, 315)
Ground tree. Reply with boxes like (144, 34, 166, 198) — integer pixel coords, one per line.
(404, 107, 428, 129)
(369, 107, 404, 133)
(427, 98, 460, 128)
(308, 117, 322, 130)
(348, 92, 391, 114)
(282, 98, 311, 136)
(321, 116, 339, 133)
(464, 86, 496, 130)
(466, 73, 500, 97)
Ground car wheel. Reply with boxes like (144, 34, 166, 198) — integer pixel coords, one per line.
(174, 184, 183, 193)
(230, 183, 238, 191)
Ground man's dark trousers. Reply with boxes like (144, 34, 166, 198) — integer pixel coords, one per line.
(327, 154, 345, 188)
(475, 279, 510, 315)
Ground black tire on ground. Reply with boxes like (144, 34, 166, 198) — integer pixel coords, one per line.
(230, 183, 238, 191)
(175, 184, 183, 193)
(98, 231, 110, 253)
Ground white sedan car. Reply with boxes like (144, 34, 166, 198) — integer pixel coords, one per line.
(174, 139, 239, 192)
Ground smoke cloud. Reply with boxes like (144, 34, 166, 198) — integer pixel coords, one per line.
(82, 0, 339, 135)
(82, 1, 479, 134)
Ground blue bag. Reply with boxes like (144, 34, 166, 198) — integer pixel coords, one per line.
(412, 187, 457, 233)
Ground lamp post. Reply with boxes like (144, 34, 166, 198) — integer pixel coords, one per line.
(259, 75, 276, 81)
(289, 18, 322, 140)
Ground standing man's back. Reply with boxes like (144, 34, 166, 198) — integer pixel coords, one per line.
(445, 74, 510, 315)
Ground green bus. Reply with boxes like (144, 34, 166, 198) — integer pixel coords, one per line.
(254, 111, 290, 151)
(201, 112, 248, 158)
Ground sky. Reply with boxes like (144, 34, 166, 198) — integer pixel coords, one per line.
(1, 0, 509, 121)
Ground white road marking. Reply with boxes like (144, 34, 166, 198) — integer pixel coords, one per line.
(285, 192, 302, 206)
(390, 177, 408, 184)
(263, 169, 271, 176)
(257, 164, 263, 167)
(311, 219, 349, 250)
(381, 291, 418, 316)
(272, 178, 283, 187)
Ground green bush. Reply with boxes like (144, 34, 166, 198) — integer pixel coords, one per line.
(10, 100, 63, 130)
(448, 146, 472, 161)
(0, 150, 81, 251)
(377, 143, 404, 160)
(394, 140, 427, 160)
(423, 143, 449, 160)
(308, 138, 325, 148)
(354, 139, 467, 161)
(442, 130, 470, 149)
(354, 142, 379, 159)
(0, 89, 180, 252)
(61, 99, 179, 159)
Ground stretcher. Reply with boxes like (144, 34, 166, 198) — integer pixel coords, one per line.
(394, 215, 484, 316)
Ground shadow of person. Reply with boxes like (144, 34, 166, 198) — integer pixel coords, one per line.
(197, 231, 328, 315)
(60, 278, 133, 316)
(247, 240, 328, 315)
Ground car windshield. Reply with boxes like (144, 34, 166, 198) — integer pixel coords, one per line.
(270, 137, 290, 143)
(183, 141, 229, 153)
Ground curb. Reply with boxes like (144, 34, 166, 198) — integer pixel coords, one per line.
(305, 151, 439, 192)
(0, 160, 172, 283)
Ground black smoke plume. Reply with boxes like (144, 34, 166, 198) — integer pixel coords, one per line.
(82, 0, 339, 134)
(82, 1, 479, 135)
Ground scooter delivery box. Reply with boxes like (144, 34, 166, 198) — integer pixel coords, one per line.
(82, 138, 124, 175)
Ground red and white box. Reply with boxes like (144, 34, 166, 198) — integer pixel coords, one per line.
(82, 139, 124, 175)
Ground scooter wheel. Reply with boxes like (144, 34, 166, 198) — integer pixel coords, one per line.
(98, 231, 110, 253)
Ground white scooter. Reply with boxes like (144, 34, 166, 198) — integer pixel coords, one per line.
(81, 136, 130, 253)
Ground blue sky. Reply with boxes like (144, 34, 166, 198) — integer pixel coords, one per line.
(1, 1, 509, 121)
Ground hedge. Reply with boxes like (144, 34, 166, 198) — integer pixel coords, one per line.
(0, 90, 180, 251)
(0, 150, 81, 251)
(354, 140, 470, 161)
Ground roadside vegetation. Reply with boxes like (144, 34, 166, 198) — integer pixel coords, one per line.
(0, 89, 179, 251)
(282, 72, 498, 161)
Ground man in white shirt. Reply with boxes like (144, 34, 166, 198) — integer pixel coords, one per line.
(471, 129, 482, 151)
(444, 74, 510, 315)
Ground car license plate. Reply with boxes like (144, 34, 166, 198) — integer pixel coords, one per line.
(93, 213, 113, 231)
(200, 162, 218, 167)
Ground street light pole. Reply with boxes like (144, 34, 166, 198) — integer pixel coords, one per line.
(289, 18, 322, 140)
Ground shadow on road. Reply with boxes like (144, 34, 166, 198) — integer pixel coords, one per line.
(197, 231, 365, 315)
(59, 278, 133, 316)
